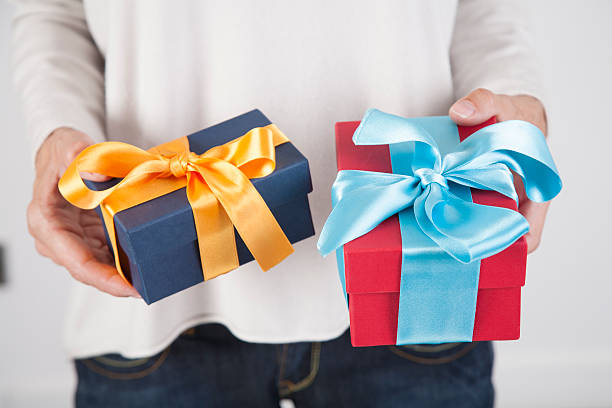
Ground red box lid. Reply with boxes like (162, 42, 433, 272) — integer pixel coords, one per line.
(335, 119, 527, 295)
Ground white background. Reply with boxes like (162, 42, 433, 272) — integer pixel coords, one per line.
(1, 1, 611, 407)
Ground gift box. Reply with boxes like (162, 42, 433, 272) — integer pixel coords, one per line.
(337, 118, 526, 346)
(318, 109, 561, 346)
(71, 109, 315, 304)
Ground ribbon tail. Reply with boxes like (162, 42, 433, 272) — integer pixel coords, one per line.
(98, 203, 131, 284)
(231, 185, 294, 271)
(187, 171, 240, 280)
(397, 202, 480, 343)
(335, 247, 348, 306)
(414, 185, 530, 263)
(193, 161, 293, 273)
(229, 183, 294, 271)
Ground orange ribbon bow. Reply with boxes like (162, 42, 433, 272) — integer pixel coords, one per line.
(58, 124, 294, 283)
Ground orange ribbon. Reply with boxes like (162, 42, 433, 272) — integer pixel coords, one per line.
(58, 124, 294, 283)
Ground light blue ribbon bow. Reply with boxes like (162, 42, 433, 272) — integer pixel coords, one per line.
(318, 109, 562, 344)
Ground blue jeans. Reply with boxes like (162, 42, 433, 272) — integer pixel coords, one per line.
(75, 324, 494, 407)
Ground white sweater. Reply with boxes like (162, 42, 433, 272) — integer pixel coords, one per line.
(11, 0, 541, 359)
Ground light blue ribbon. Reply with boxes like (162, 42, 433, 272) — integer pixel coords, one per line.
(318, 109, 562, 344)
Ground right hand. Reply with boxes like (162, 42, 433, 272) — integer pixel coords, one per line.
(28, 127, 140, 298)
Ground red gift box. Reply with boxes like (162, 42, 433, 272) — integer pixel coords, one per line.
(335, 118, 527, 346)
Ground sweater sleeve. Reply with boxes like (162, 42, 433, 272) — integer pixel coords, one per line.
(450, 0, 544, 103)
(10, 0, 105, 159)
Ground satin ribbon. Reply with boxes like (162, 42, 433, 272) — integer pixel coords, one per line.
(318, 109, 562, 343)
(59, 124, 294, 283)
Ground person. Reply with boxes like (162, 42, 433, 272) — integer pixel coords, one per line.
(11, 1, 550, 407)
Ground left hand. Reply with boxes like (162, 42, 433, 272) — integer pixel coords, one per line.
(449, 88, 549, 254)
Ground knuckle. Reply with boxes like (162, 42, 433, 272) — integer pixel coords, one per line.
(471, 88, 495, 106)
(34, 241, 48, 257)
(65, 140, 89, 164)
(71, 257, 100, 286)
(527, 233, 542, 253)
(65, 147, 80, 165)
(26, 202, 42, 234)
(525, 99, 547, 134)
(68, 268, 87, 285)
(472, 87, 492, 97)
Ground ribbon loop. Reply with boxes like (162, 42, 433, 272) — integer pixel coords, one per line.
(59, 124, 293, 284)
(318, 170, 420, 256)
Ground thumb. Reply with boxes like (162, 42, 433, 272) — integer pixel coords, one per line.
(449, 88, 504, 126)
(57, 130, 110, 182)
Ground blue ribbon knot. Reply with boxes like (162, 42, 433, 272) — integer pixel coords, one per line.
(414, 168, 448, 190)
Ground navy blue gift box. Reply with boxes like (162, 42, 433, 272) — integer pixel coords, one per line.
(86, 110, 315, 304)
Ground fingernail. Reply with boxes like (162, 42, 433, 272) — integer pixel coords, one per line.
(451, 100, 476, 118)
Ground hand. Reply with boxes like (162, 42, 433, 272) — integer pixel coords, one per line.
(449, 88, 549, 254)
(28, 127, 140, 297)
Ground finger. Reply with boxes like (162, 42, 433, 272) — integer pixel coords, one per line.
(449, 88, 517, 126)
(504, 95, 548, 135)
(33, 139, 91, 205)
(34, 239, 52, 258)
(80, 171, 112, 182)
(57, 134, 110, 181)
(91, 245, 115, 265)
(518, 199, 551, 254)
(33, 162, 70, 206)
(74, 259, 140, 298)
(58, 139, 92, 177)
(78, 258, 141, 299)
(46, 225, 140, 298)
